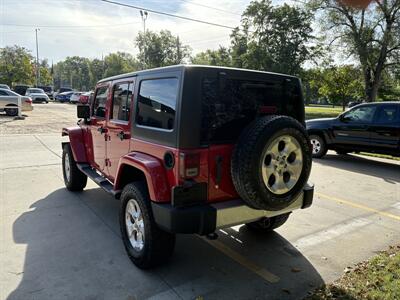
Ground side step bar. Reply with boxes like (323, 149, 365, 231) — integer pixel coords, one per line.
(76, 163, 121, 198)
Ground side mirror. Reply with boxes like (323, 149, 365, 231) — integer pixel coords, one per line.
(77, 105, 90, 119)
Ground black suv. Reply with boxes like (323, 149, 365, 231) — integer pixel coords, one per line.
(307, 102, 400, 158)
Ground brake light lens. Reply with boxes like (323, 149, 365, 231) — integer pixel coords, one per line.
(25, 98, 32, 104)
(179, 152, 200, 179)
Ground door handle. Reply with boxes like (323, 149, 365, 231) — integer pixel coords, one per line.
(97, 127, 107, 134)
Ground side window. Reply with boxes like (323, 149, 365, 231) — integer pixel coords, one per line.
(136, 78, 178, 130)
(0, 90, 8, 96)
(343, 106, 377, 123)
(111, 82, 132, 121)
(376, 105, 398, 123)
(92, 86, 109, 118)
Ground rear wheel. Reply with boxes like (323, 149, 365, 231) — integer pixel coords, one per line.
(62, 144, 87, 191)
(246, 213, 291, 232)
(5, 107, 18, 116)
(310, 135, 327, 158)
(120, 182, 175, 269)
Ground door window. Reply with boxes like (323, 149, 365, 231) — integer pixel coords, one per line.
(92, 86, 109, 118)
(136, 78, 178, 130)
(111, 82, 133, 121)
(342, 106, 377, 123)
(376, 105, 398, 123)
(0, 90, 8, 96)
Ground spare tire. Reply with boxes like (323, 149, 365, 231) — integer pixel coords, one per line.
(231, 115, 312, 211)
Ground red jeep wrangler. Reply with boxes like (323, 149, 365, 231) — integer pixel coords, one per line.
(62, 65, 314, 269)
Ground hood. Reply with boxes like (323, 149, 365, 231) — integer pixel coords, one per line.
(30, 93, 48, 97)
(306, 117, 336, 128)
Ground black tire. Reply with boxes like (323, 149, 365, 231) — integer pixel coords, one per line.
(231, 115, 312, 211)
(62, 144, 87, 191)
(246, 213, 291, 232)
(5, 107, 18, 116)
(120, 182, 175, 269)
(309, 134, 327, 159)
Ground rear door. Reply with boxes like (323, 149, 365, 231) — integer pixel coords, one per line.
(369, 104, 400, 153)
(89, 84, 109, 172)
(332, 105, 377, 148)
(106, 79, 135, 180)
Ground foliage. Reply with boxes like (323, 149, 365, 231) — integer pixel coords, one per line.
(103, 52, 139, 78)
(0, 45, 35, 86)
(191, 47, 232, 66)
(305, 105, 343, 120)
(307, 0, 400, 102)
(136, 30, 191, 68)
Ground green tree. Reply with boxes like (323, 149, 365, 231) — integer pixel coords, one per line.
(191, 47, 232, 66)
(136, 30, 191, 68)
(233, 0, 314, 75)
(89, 58, 104, 88)
(0, 45, 34, 86)
(103, 52, 139, 78)
(308, 0, 400, 102)
(38, 59, 53, 86)
(317, 65, 364, 110)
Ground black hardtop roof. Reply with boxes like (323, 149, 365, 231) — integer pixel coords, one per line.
(97, 64, 298, 84)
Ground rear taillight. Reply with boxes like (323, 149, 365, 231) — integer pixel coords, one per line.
(25, 98, 32, 104)
(179, 152, 200, 179)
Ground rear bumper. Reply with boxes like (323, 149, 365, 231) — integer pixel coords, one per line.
(152, 182, 314, 235)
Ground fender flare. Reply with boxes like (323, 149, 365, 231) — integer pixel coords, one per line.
(62, 127, 87, 162)
(115, 153, 170, 202)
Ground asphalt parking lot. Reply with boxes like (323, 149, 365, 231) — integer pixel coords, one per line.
(1, 103, 399, 300)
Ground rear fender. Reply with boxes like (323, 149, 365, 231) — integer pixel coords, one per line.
(62, 127, 87, 162)
(115, 153, 170, 202)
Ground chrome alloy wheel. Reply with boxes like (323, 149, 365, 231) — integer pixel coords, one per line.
(261, 135, 303, 195)
(310, 138, 322, 155)
(125, 199, 145, 251)
(64, 152, 71, 182)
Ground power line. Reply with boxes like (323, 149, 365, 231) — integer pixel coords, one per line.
(100, 0, 237, 30)
(0, 21, 141, 28)
(179, 0, 242, 16)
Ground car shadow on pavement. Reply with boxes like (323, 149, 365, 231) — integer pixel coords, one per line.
(315, 153, 400, 183)
(9, 188, 326, 300)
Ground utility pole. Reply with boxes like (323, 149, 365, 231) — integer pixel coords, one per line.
(35, 28, 40, 86)
(176, 35, 181, 64)
(140, 10, 148, 69)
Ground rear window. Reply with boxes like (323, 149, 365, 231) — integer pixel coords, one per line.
(201, 77, 302, 144)
(136, 78, 178, 130)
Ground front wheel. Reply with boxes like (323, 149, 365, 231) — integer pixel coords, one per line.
(310, 135, 327, 158)
(62, 144, 87, 191)
(120, 182, 175, 269)
(246, 213, 291, 232)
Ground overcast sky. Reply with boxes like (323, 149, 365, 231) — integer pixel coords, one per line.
(0, 0, 292, 63)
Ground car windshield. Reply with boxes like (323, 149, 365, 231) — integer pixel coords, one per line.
(38, 86, 52, 92)
(28, 88, 44, 94)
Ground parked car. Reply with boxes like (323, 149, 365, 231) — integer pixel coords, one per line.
(25, 88, 49, 103)
(307, 102, 400, 158)
(0, 84, 10, 90)
(79, 91, 93, 104)
(13, 84, 31, 96)
(37, 85, 54, 99)
(0, 88, 33, 116)
(53, 87, 73, 99)
(69, 92, 83, 104)
(55, 91, 74, 103)
(62, 65, 314, 269)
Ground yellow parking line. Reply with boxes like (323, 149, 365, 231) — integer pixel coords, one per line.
(201, 237, 280, 283)
(316, 192, 400, 222)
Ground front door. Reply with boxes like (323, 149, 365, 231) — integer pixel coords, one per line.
(106, 80, 135, 181)
(89, 85, 109, 172)
(332, 105, 377, 149)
